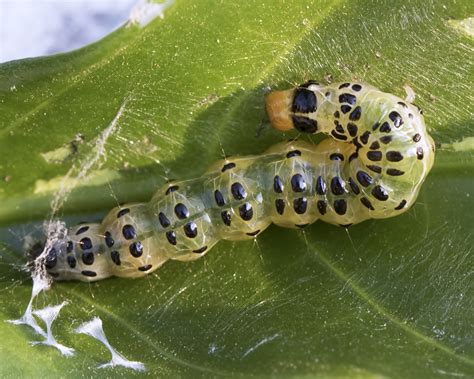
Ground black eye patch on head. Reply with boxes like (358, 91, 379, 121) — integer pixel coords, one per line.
(292, 88, 317, 113)
(291, 115, 318, 133)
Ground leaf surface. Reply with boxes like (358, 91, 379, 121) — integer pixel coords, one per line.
(0, 0, 473, 377)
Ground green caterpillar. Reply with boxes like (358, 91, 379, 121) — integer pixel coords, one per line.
(41, 81, 435, 281)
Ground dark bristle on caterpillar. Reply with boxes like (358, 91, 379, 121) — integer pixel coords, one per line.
(40, 82, 434, 282)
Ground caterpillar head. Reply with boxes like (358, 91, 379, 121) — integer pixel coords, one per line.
(266, 80, 320, 133)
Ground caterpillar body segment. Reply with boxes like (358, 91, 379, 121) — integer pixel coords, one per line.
(266, 80, 435, 214)
(42, 82, 434, 282)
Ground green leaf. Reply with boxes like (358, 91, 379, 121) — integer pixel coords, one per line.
(1, 0, 473, 377)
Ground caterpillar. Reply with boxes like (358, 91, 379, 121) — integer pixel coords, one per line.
(39, 81, 435, 282)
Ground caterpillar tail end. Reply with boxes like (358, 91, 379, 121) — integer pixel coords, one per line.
(265, 90, 294, 132)
(26, 240, 46, 273)
(26, 238, 60, 280)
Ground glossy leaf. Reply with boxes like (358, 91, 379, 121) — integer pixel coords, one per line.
(0, 0, 473, 377)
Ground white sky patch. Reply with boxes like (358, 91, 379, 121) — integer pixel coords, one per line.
(0, 0, 136, 63)
(128, 0, 174, 27)
(75, 317, 146, 371)
(31, 302, 75, 357)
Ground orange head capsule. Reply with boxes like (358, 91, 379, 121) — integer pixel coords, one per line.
(265, 89, 295, 131)
(266, 81, 320, 133)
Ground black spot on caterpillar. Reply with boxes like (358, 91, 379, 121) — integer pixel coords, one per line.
(40, 82, 434, 282)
